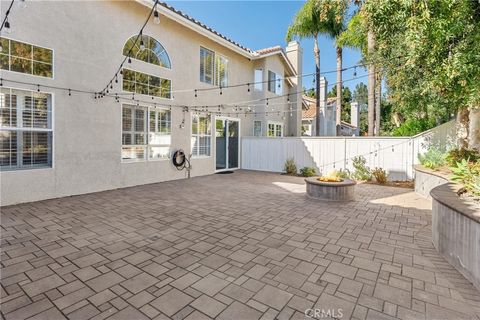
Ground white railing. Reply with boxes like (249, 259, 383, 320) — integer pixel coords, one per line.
(241, 121, 455, 181)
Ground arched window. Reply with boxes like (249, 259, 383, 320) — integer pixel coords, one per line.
(123, 35, 171, 69)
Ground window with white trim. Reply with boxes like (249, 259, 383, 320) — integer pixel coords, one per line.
(121, 104, 171, 161)
(268, 70, 283, 95)
(267, 122, 283, 137)
(191, 114, 211, 157)
(254, 69, 263, 91)
(0, 37, 53, 78)
(122, 69, 171, 99)
(123, 35, 171, 69)
(253, 120, 262, 137)
(200, 47, 228, 86)
(0, 87, 53, 170)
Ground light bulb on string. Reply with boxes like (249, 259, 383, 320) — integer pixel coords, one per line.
(153, 5, 161, 24)
(19, 0, 27, 8)
(4, 20, 11, 34)
(353, 67, 357, 77)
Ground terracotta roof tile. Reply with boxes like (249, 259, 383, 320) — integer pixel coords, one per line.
(256, 46, 283, 55)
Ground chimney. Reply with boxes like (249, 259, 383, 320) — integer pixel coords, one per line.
(286, 41, 302, 136)
(319, 77, 328, 135)
(351, 101, 359, 129)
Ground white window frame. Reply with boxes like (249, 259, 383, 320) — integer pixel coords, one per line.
(200, 46, 228, 87)
(122, 68, 173, 100)
(0, 87, 54, 171)
(121, 103, 171, 162)
(253, 120, 262, 137)
(0, 37, 55, 79)
(191, 113, 212, 158)
(267, 70, 283, 95)
(254, 69, 263, 91)
(267, 121, 283, 137)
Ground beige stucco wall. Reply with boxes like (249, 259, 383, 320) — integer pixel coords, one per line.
(0, 1, 301, 205)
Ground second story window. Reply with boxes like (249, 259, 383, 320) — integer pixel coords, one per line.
(268, 70, 283, 95)
(122, 69, 171, 99)
(0, 37, 53, 78)
(254, 69, 263, 91)
(200, 47, 228, 87)
(123, 35, 171, 69)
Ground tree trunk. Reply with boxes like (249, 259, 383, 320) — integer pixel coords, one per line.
(367, 30, 376, 136)
(456, 108, 469, 149)
(314, 36, 321, 136)
(336, 46, 342, 136)
(375, 72, 381, 136)
(468, 107, 480, 151)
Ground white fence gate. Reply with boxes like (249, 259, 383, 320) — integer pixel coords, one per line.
(241, 121, 455, 181)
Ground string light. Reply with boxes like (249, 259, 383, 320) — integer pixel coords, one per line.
(18, 0, 27, 8)
(4, 19, 11, 34)
(0, 0, 15, 34)
(139, 31, 145, 51)
(153, 4, 161, 24)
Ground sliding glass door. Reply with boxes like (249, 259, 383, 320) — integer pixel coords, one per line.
(215, 118, 239, 171)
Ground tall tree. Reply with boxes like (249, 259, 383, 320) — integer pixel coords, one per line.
(367, 30, 376, 136)
(287, 0, 344, 136)
(318, 0, 348, 135)
(363, 0, 480, 148)
(287, 0, 328, 136)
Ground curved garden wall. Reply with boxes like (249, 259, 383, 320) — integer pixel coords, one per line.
(431, 183, 480, 291)
(414, 165, 449, 199)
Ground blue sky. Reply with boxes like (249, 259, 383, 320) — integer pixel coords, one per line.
(168, 1, 366, 93)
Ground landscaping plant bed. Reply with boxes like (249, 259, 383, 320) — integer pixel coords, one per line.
(365, 180, 414, 189)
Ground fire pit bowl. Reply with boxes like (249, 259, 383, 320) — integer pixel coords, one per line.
(305, 177, 356, 201)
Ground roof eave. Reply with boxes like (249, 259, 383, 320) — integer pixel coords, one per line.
(252, 51, 296, 76)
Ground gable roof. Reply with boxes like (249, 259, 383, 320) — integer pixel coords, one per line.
(135, 0, 297, 75)
(302, 96, 336, 119)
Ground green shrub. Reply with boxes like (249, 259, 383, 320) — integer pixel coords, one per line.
(284, 158, 297, 175)
(450, 159, 480, 197)
(351, 156, 372, 181)
(300, 167, 316, 177)
(372, 168, 387, 184)
(337, 168, 351, 179)
(418, 147, 445, 170)
(445, 148, 480, 166)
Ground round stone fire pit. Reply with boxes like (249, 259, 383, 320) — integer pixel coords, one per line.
(305, 177, 356, 201)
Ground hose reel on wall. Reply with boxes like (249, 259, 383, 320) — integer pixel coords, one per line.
(172, 149, 191, 178)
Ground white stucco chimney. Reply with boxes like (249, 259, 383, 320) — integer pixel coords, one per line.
(351, 101, 359, 129)
(286, 41, 303, 136)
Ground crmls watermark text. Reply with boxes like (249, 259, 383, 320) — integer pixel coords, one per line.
(305, 308, 344, 319)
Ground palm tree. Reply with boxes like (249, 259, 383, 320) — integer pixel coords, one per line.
(367, 30, 376, 136)
(322, 0, 348, 135)
(286, 0, 331, 136)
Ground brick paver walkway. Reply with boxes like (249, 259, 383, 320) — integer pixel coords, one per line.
(1, 170, 480, 320)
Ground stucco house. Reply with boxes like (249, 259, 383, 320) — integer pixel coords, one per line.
(0, 0, 303, 205)
(301, 78, 359, 137)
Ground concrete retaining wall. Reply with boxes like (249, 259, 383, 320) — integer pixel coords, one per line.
(414, 166, 449, 199)
(431, 183, 480, 291)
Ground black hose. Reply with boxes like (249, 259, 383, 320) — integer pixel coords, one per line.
(172, 149, 186, 169)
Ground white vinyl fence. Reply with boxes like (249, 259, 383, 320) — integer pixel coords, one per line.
(241, 121, 455, 181)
